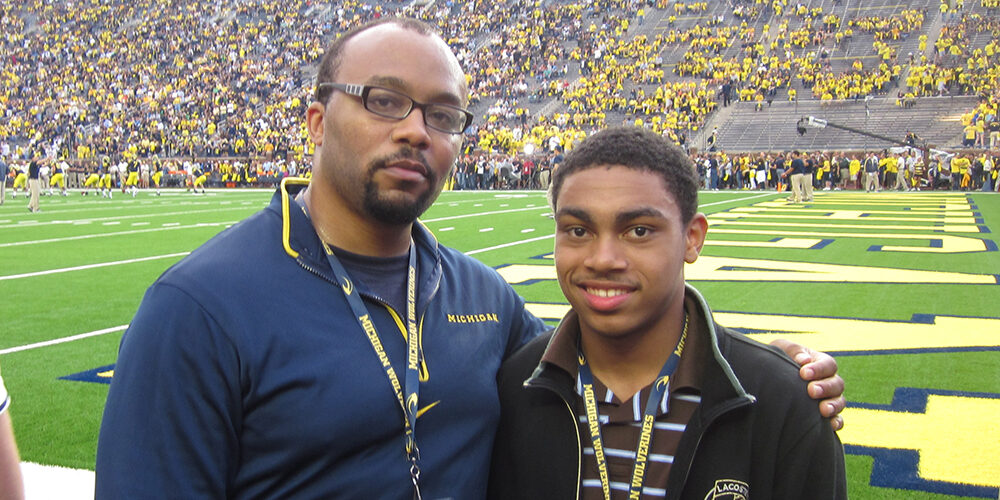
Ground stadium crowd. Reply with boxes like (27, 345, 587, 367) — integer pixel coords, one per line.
(2, 0, 999, 195)
(686, 149, 999, 194)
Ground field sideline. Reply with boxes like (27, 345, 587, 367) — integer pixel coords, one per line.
(1, 186, 998, 499)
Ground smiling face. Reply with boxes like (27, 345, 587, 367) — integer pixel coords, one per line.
(306, 23, 466, 226)
(554, 166, 707, 343)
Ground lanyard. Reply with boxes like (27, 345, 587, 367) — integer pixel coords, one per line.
(322, 241, 424, 499)
(577, 313, 688, 500)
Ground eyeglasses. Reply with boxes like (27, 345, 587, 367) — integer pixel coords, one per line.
(316, 83, 473, 135)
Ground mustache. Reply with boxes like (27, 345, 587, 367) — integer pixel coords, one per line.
(371, 148, 433, 178)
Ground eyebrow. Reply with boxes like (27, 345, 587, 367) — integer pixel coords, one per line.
(555, 207, 665, 226)
(555, 207, 592, 225)
(615, 207, 665, 225)
(365, 75, 464, 107)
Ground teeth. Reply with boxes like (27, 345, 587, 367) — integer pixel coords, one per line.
(586, 288, 627, 297)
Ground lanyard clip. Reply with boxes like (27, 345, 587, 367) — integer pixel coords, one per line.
(410, 459, 422, 500)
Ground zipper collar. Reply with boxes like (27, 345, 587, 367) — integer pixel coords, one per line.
(274, 177, 443, 314)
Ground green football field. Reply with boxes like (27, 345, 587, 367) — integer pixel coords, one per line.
(1, 186, 998, 499)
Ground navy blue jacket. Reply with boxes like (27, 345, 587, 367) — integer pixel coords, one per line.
(97, 179, 546, 499)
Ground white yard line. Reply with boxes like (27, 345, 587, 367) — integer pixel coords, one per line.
(422, 205, 549, 223)
(0, 253, 190, 281)
(699, 192, 775, 207)
(465, 234, 554, 255)
(0, 325, 127, 355)
(0, 221, 236, 247)
(0, 206, 255, 227)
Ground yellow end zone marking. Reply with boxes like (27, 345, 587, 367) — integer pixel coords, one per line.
(705, 219, 983, 233)
(812, 189, 968, 201)
(692, 256, 995, 283)
(755, 200, 972, 209)
(731, 206, 975, 217)
(744, 204, 974, 213)
(710, 212, 978, 224)
(706, 238, 824, 249)
(839, 396, 1000, 488)
(730, 313, 1000, 352)
(523, 304, 1000, 352)
(498, 259, 996, 286)
(708, 228, 991, 253)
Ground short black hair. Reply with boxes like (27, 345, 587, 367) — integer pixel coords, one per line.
(314, 17, 438, 103)
(549, 126, 699, 224)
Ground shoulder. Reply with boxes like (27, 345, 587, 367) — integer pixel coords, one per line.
(715, 327, 813, 409)
(158, 207, 282, 290)
(499, 331, 552, 382)
(718, 328, 801, 379)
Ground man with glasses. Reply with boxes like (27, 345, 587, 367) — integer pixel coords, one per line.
(97, 18, 844, 499)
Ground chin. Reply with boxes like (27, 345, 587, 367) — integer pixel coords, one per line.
(365, 192, 431, 225)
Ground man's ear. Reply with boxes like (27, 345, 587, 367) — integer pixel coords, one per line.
(306, 102, 326, 146)
(684, 213, 708, 264)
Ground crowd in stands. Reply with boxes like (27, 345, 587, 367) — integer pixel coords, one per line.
(685, 148, 999, 193)
(2, 0, 999, 191)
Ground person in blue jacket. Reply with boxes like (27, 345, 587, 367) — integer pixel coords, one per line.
(96, 18, 845, 499)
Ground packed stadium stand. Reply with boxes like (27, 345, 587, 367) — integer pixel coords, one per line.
(1, 0, 998, 186)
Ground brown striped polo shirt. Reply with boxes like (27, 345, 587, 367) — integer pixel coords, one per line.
(541, 295, 708, 499)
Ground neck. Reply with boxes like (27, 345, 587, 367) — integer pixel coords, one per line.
(302, 185, 412, 257)
(579, 299, 686, 401)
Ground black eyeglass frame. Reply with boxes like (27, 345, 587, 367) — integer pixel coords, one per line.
(315, 82, 473, 134)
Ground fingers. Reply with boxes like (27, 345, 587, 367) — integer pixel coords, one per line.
(771, 338, 848, 430)
(770, 338, 838, 381)
(819, 395, 846, 431)
(829, 415, 844, 432)
(807, 365, 846, 398)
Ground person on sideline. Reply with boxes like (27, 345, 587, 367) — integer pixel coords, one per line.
(490, 127, 847, 499)
(27, 157, 41, 213)
(782, 150, 806, 202)
(0, 157, 8, 205)
(97, 18, 845, 499)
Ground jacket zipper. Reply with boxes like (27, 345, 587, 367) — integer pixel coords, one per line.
(526, 377, 582, 499)
(566, 398, 582, 499)
(670, 395, 755, 500)
(296, 258, 335, 284)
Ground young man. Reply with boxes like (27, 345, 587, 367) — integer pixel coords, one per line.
(98, 19, 843, 499)
(490, 127, 847, 499)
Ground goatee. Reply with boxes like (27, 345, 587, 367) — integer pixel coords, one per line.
(364, 149, 439, 225)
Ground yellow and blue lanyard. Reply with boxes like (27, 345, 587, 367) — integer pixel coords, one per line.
(322, 241, 424, 499)
(577, 313, 688, 500)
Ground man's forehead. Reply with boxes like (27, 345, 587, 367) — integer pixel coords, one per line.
(342, 24, 458, 71)
(338, 24, 466, 98)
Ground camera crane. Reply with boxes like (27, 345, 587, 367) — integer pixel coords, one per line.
(795, 116, 952, 160)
